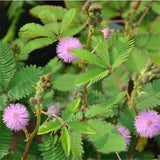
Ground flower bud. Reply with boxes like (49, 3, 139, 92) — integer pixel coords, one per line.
(132, 71, 140, 82)
(29, 97, 38, 105)
(146, 61, 154, 70)
(141, 74, 150, 84)
(87, 17, 96, 26)
(37, 95, 44, 104)
(131, 1, 140, 10)
(76, 93, 83, 98)
(120, 84, 127, 91)
(101, 28, 112, 41)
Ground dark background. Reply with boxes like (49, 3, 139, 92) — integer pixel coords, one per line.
(0, 1, 65, 66)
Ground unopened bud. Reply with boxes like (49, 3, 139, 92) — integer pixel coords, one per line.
(82, 0, 92, 14)
(46, 82, 51, 87)
(120, 84, 127, 91)
(29, 97, 38, 105)
(141, 74, 150, 84)
(89, 3, 102, 12)
(101, 28, 112, 41)
(40, 76, 45, 82)
(76, 93, 83, 98)
(41, 82, 46, 88)
(87, 17, 96, 26)
(132, 71, 140, 82)
(46, 73, 51, 80)
(146, 61, 154, 69)
(131, 1, 140, 10)
(153, 68, 160, 74)
(37, 95, 44, 104)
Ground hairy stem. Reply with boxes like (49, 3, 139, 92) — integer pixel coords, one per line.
(22, 107, 41, 160)
(107, 67, 122, 85)
(127, 134, 140, 160)
(137, 0, 154, 25)
(116, 152, 121, 160)
(41, 110, 65, 126)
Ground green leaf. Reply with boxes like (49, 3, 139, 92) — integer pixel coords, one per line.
(65, 1, 84, 11)
(38, 118, 61, 135)
(60, 8, 76, 35)
(148, 53, 160, 67)
(85, 104, 112, 119)
(53, 74, 77, 91)
(21, 37, 57, 55)
(19, 23, 54, 39)
(8, 65, 43, 100)
(124, 48, 148, 75)
(0, 94, 8, 111)
(71, 49, 107, 68)
(134, 33, 160, 54)
(30, 5, 67, 20)
(62, 98, 81, 121)
(137, 79, 160, 110)
(152, 1, 160, 15)
(150, 16, 160, 33)
(118, 106, 136, 130)
(61, 126, 71, 157)
(88, 119, 126, 153)
(110, 36, 134, 69)
(0, 41, 16, 91)
(102, 67, 129, 97)
(69, 130, 83, 159)
(87, 90, 106, 105)
(62, 23, 86, 38)
(91, 36, 110, 66)
(39, 135, 69, 160)
(76, 67, 109, 87)
(68, 122, 97, 135)
(44, 57, 63, 74)
(0, 112, 12, 159)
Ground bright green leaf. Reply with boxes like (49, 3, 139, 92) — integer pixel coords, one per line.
(61, 126, 71, 157)
(68, 121, 97, 135)
(38, 118, 61, 135)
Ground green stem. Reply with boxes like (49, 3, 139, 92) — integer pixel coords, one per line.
(22, 107, 41, 160)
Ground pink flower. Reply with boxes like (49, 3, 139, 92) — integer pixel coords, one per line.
(47, 103, 61, 118)
(57, 37, 82, 63)
(3, 104, 29, 131)
(116, 126, 131, 151)
(135, 110, 160, 138)
(101, 27, 112, 41)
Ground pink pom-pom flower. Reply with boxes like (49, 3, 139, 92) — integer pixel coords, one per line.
(101, 27, 112, 41)
(135, 110, 160, 138)
(3, 104, 29, 131)
(57, 37, 82, 63)
(116, 126, 131, 151)
(47, 103, 61, 118)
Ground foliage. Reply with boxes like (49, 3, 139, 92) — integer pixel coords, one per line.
(1, 0, 160, 160)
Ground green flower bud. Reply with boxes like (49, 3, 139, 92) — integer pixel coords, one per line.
(141, 74, 150, 84)
(146, 61, 154, 70)
(132, 71, 140, 82)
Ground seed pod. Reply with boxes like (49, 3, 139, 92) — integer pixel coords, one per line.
(132, 71, 140, 82)
(29, 97, 38, 105)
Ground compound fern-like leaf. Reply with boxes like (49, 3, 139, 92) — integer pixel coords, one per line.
(0, 41, 16, 91)
(8, 65, 43, 100)
(137, 79, 160, 110)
